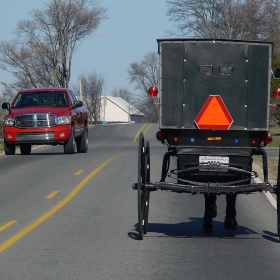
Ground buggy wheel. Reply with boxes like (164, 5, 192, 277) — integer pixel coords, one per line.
(138, 132, 147, 240)
(276, 147, 280, 241)
(143, 141, 151, 234)
(277, 191, 280, 241)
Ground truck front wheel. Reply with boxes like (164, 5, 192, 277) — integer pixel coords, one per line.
(76, 128, 88, 153)
(64, 128, 75, 154)
(20, 144, 31, 155)
(4, 140, 15, 155)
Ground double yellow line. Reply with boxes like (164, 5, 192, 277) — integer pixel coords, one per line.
(133, 123, 152, 142)
(0, 124, 153, 253)
(0, 152, 122, 254)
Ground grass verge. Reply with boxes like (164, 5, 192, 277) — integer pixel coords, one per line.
(253, 155, 278, 185)
(0, 138, 3, 153)
(268, 126, 280, 148)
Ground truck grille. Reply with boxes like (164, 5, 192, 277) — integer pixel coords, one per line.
(16, 132, 55, 143)
(15, 114, 56, 128)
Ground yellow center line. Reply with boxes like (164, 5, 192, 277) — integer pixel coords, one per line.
(143, 123, 152, 136)
(46, 191, 59, 199)
(133, 124, 147, 142)
(0, 152, 123, 254)
(0, 220, 17, 232)
(75, 170, 84, 175)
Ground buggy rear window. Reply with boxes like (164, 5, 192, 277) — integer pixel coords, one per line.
(198, 65, 234, 75)
(219, 66, 233, 75)
(199, 65, 213, 74)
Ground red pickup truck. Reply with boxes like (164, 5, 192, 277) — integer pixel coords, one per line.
(2, 88, 88, 155)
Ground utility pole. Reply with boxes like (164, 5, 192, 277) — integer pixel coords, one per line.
(79, 77, 83, 101)
(103, 87, 106, 122)
(128, 97, 131, 123)
(54, 68, 57, 87)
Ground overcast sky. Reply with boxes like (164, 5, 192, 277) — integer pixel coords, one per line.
(0, 0, 175, 95)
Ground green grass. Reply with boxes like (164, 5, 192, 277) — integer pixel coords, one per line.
(269, 126, 280, 148)
(0, 138, 3, 153)
(253, 155, 278, 184)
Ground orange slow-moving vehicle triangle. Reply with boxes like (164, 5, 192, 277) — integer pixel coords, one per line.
(195, 95, 233, 129)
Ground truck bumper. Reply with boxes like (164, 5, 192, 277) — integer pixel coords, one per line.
(3, 126, 71, 144)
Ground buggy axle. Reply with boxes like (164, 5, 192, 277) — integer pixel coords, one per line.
(132, 182, 274, 195)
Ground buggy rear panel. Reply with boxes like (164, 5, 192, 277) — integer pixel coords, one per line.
(158, 39, 272, 132)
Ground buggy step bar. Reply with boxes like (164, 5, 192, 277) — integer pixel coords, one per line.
(132, 182, 276, 195)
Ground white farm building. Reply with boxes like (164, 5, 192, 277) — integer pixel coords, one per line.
(100, 96, 144, 123)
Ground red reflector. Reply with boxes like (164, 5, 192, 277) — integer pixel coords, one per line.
(156, 131, 166, 141)
(262, 133, 273, 144)
(148, 86, 158, 97)
(251, 140, 256, 145)
(273, 88, 280, 98)
(174, 137, 178, 142)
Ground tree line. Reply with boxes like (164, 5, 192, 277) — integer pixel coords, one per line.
(1, 0, 280, 124)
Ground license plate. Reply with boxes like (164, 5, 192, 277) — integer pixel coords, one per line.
(199, 156, 229, 164)
(199, 156, 229, 172)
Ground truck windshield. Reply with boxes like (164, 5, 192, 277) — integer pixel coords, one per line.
(13, 92, 69, 108)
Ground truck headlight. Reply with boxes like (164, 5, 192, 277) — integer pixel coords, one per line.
(57, 116, 71, 125)
(3, 117, 14, 126)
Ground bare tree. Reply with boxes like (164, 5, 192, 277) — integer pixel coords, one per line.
(0, 0, 107, 89)
(73, 71, 105, 124)
(128, 51, 159, 122)
(166, 0, 268, 40)
(0, 82, 18, 137)
(111, 87, 133, 103)
(261, 0, 280, 50)
(0, 82, 18, 103)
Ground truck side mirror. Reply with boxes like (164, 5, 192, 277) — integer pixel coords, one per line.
(274, 68, 280, 79)
(2, 102, 10, 111)
(74, 100, 83, 108)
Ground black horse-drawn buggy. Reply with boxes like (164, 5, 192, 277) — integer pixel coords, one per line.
(133, 38, 280, 240)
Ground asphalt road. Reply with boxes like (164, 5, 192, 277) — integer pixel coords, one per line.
(265, 148, 279, 157)
(0, 123, 280, 280)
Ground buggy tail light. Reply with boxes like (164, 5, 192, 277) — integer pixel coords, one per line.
(262, 133, 273, 145)
(148, 86, 158, 97)
(156, 130, 166, 142)
(273, 88, 280, 98)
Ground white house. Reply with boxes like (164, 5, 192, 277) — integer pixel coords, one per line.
(100, 96, 144, 123)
